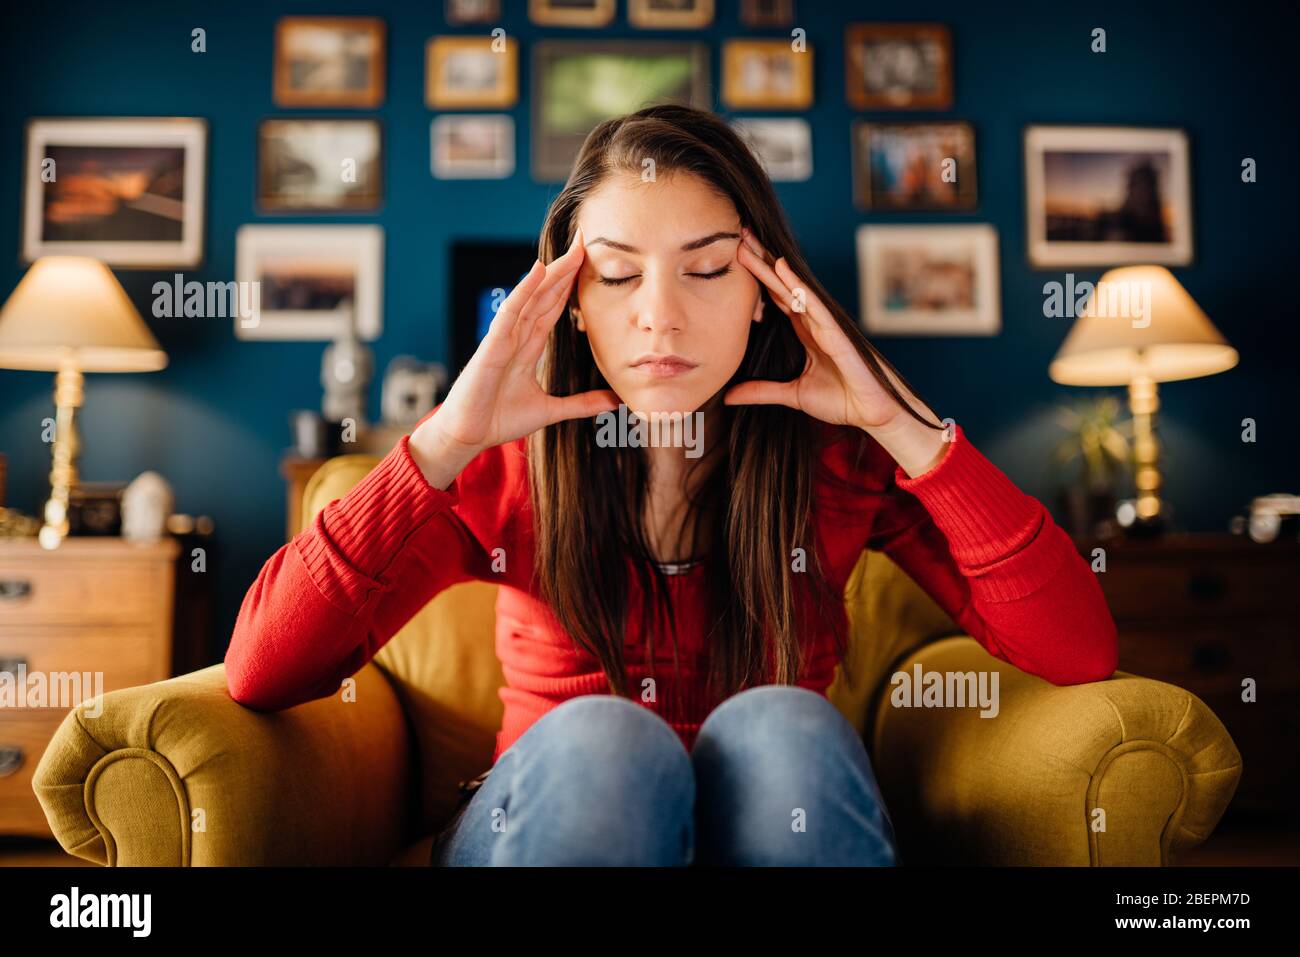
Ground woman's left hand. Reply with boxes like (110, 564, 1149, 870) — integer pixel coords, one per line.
(726, 228, 915, 430)
(726, 228, 949, 477)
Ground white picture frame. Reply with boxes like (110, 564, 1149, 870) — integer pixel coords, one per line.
(22, 117, 207, 268)
(431, 115, 515, 179)
(1024, 125, 1193, 268)
(730, 118, 812, 182)
(856, 224, 1001, 336)
(234, 225, 384, 341)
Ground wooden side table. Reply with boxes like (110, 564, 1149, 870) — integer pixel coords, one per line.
(0, 536, 179, 836)
(1076, 533, 1300, 815)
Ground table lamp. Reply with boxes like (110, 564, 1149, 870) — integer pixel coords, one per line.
(0, 256, 167, 549)
(1049, 264, 1237, 533)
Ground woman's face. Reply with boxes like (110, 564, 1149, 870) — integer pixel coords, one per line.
(571, 170, 764, 416)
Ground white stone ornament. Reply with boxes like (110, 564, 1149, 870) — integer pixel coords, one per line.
(121, 471, 174, 543)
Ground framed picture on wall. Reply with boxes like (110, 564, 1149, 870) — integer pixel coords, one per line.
(257, 119, 383, 212)
(234, 225, 384, 341)
(855, 224, 1001, 336)
(529, 0, 616, 27)
(273, 17, 386, 109)
(426, 35, 519, 109)
(845, 23, 953, 110)
(22, 117, 207, 268)
(432, 115, 515, 178)
(741, 0, 794, 27)
(851, 121, 977, 210)
(446, 0, 501, 24)
(731, 118, 812, 181)
(532, 40, 710, 181)
(1024, 125, 1193, 267)
(722, 39, 813, 110)
(629, 0, 714, 29)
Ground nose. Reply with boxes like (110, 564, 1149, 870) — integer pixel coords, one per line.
(635, 269, 687, 335)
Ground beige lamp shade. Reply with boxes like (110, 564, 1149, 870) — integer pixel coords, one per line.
(1049, 265, 1237, 386)
(0, 256, 167, 373)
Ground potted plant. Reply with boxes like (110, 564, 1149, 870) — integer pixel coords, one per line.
(1051, 393, 1133, 538)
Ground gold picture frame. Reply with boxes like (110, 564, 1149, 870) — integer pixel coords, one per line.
(628, 0, 714, 29)
(722, 39, 813, 110)
(273, 16, 386, 109)
(425, 35, 519, 110)
(845, 23, 953, 111)
(529, 0, 616, 28)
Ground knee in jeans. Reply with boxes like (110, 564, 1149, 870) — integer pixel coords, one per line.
(534, 693, 692, 779)
(698, 684, 844, 744)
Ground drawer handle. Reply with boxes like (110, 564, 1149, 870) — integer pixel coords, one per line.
(0, 578, 32, 601)
(0, 747, 23, 778)
(0, 656, 28, 675)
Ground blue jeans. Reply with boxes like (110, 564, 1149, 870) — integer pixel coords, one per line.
(429, 684, 901, 866)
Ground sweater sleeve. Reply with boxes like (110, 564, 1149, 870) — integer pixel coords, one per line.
(224, 406, 495, 711)
(865, 421, 1118, 685)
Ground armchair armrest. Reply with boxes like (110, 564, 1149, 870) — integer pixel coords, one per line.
(869, 636, 1242, 866)
(32, 662, 414, 866)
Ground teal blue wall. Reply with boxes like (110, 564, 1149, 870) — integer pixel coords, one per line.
(1, 1, 1295, 652)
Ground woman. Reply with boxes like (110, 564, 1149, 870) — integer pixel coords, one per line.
(225, 104, 1118, 867)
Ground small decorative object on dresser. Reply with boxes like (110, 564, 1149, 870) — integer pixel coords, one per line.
(381, 356, 446, 431)
(121, 471, 174, 543)
(1076, 532, 1300, 816)
(0, 536, 179, 836)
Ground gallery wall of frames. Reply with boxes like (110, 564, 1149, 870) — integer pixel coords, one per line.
(0, 0, 1292, 641)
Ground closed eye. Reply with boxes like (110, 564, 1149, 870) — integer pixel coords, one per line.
(597, 265, 732, 287)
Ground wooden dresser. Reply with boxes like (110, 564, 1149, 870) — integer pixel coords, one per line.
(0, 536, 179, 836)
(1076, 533, 1300, 815)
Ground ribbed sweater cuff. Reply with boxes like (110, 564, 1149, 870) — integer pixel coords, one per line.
(893, 422, 1044, 571)
(295, 435, 460, 604)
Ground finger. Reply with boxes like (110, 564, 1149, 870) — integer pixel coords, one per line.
(545, 388, 621, 425)
(737, 241, 797, 315)
(519, 232, 585, 324)
(519, 265, 579, 365)
(722, 378, 801, 410)
(740, 226, 772, 265)
(486, 259, 546, 341)
(772, 256, 834, 331)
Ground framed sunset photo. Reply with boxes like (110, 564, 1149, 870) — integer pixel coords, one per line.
(22, 116, 207, 268)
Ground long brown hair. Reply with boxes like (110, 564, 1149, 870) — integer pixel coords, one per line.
(527, 103, 943, 707)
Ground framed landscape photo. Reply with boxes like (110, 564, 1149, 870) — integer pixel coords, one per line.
(273, 16, 385, 109)
(722, 39, 813, 110)
(529, 0, 615, 28)
(845, 23, 952, 110)
(851, 121, 976, 210)
(1024, 125, 1193, 267)
(432, 115, 515, 179)
(22, 117, 207, 268)
(426, 35, 519, 109)
(731, 118, 812, 181)
(856, 224, 1001, 336)
(234, 225, 384, 341)
(257, 118, 383, 212)
(629, 0, 714, 29)
(532, 40, 710, 181)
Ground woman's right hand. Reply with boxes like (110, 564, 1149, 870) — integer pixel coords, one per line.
(408, 227, 621, 488)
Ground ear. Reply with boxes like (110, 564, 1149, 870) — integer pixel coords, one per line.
(572, 306, 586, 332)
(751, 292, 764, 324)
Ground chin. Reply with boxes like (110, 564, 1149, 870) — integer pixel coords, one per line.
(613, 383, 710, 417)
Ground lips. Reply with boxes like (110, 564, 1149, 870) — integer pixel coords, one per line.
(630, 356, 697, 378)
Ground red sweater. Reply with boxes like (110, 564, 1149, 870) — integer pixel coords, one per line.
(225, 408, 1118, 763)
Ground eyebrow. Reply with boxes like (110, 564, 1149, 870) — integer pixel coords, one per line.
(585, 231, 740, 254)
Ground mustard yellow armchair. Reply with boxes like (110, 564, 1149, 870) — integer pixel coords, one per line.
(32, 453, 1241, 866)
